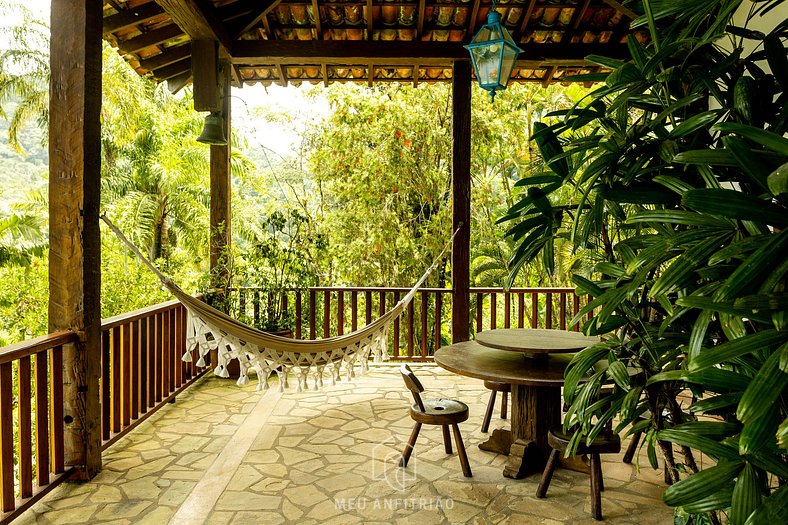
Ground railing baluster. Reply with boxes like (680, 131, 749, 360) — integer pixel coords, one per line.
(51, 345, 64, 474)
(573, 292, 580, 331)
(518, 293, 525, 328)
(18, 356, 32, 498)
(420, 291, 428, 358)
(155, 313, 163, 402)
(546, 293, 553, 329)
(295, 291, 303, 339)
(380, 291, 388, 357)
(531, 292, 538, 328)
(365, 291, 372, 326)
(504, 292, 511, 328)
(559, 293, 567, 330)
(0, 361, 14, 512)
(476, 292, 483, 333)
(168, 309, 175, 394)
(111, 326, 121, 434)
(139, 318, 149, 410)
(490, 292, 497, 330)
(253, 289, 260, 326)
(162, 311, 170, 397)
(122, 323, 131, 427)
(131, 320, 140, 420)
(323, 291, 331, 339)
(309, 290, 316, 340)
(239, 288, 246, 320)
(34, 350, 49, 486)
(391, 291, 400, 357)
(435, 292, 442, 352)
(351, 291, 358, 332)
(337, 291, 344, 336)
(407, 294, 414, 358)
(101, 330, 111, 441)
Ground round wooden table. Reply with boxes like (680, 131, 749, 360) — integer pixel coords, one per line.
(434, 337, 599, 479)
(475, 328, 599, 357)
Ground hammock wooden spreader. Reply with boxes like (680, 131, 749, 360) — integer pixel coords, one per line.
(102, 215, 459, 392)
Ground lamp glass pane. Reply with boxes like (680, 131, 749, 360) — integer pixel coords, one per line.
(500, 45, 518, 86)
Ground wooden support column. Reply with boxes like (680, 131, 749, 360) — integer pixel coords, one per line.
(451, 60, 472, 344)
(48, 0, 103, 479)
(210, 62, 232, 289)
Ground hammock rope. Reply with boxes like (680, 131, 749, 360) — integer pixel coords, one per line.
(101, 214, 461, 391)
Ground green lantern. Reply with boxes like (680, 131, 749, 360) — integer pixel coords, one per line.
(464, 7, 523, 102)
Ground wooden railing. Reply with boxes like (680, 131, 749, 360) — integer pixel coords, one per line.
(229, 287, 590, 361)
(0, 299, 207, 523)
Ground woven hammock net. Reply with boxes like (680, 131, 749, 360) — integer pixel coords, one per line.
(102, 215, 457, 392)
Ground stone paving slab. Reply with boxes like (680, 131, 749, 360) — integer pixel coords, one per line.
(15, 364, 674, 524)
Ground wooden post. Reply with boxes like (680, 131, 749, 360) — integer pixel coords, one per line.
(451, 60, 472, 343)
(48, 0, 102, 480)
(210, 62, 232, 290)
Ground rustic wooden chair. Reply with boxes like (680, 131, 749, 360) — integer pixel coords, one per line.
(481, 380, 510, 433)
(536, 427, 621, 521)
(399, 365, 472, 477)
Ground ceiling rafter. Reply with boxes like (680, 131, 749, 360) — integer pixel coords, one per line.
(467, 0, 482, 36)
(157, 0, 234, 54)
(103, 2, 165, 34)
(515, 0, 539, 43)
(561, 0, 592, 44)
(601, 0, 639, 19)
(321, 63, 329, 86)
(541, 65, 557, 88)
(367, 0, 374, 40)
(232, 0, 284, 38)
(139, 44, 192, 72)
(217, 0, 260, 22)
(312, 0, 323, 39)
(116, 24, 183, 54)
(276, 63, 288, 86)
(416, 0, 426, 39)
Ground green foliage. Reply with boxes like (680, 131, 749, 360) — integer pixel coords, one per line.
(503, 1, 788, 522)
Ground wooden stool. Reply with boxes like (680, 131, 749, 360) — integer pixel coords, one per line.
(400, 365, 472, 477)
(536, 427, 621, 520)
(481, 380, 510, 433)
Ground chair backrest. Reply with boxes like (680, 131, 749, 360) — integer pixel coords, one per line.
(400, 364, 425, 412)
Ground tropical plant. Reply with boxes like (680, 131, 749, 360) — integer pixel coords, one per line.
(0, 1, 48, 155)
(502, 0, 787, 523)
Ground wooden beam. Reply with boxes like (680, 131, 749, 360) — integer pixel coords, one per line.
(103, 2, 164, 34)
(542, 65, 557, 87)
(153, 58, 191, 80)
(413, 64, 419, 87)
(218, 0, 261, 22)
(139, 44, 191, 72)
(210, 65, 232, 291)
(321, 63, 329, 86)
(49, 0, 102, 480)
(233, 0, 283, 38)
(602, 0, 639, 19)
(451, 60, 471, 344)
(468, 0, 482, 35)
(157, 0, 234, 55)
(192, 40, 219, 111)
(312, 0, 323, 39)
(367, 0, 373, 40)
(515, 0, 539, 42)
(116, 24, 182, 54)
(276, 63, 288, 86)
(368, 63, 374, 87)
(167, 71, 193, 93)
(231, 40, 629, 65)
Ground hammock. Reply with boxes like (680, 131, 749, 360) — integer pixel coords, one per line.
(101, 215, 459, 392)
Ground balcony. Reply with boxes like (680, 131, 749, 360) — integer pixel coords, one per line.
(0, 286, 676, 523)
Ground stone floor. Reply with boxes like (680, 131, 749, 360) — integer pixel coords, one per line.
(17, 364, 674, 525)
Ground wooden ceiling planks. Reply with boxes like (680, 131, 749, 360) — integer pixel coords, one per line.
(104, 0, 640, 88)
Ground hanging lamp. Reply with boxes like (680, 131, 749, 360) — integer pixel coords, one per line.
(464, 0, 524, 102)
